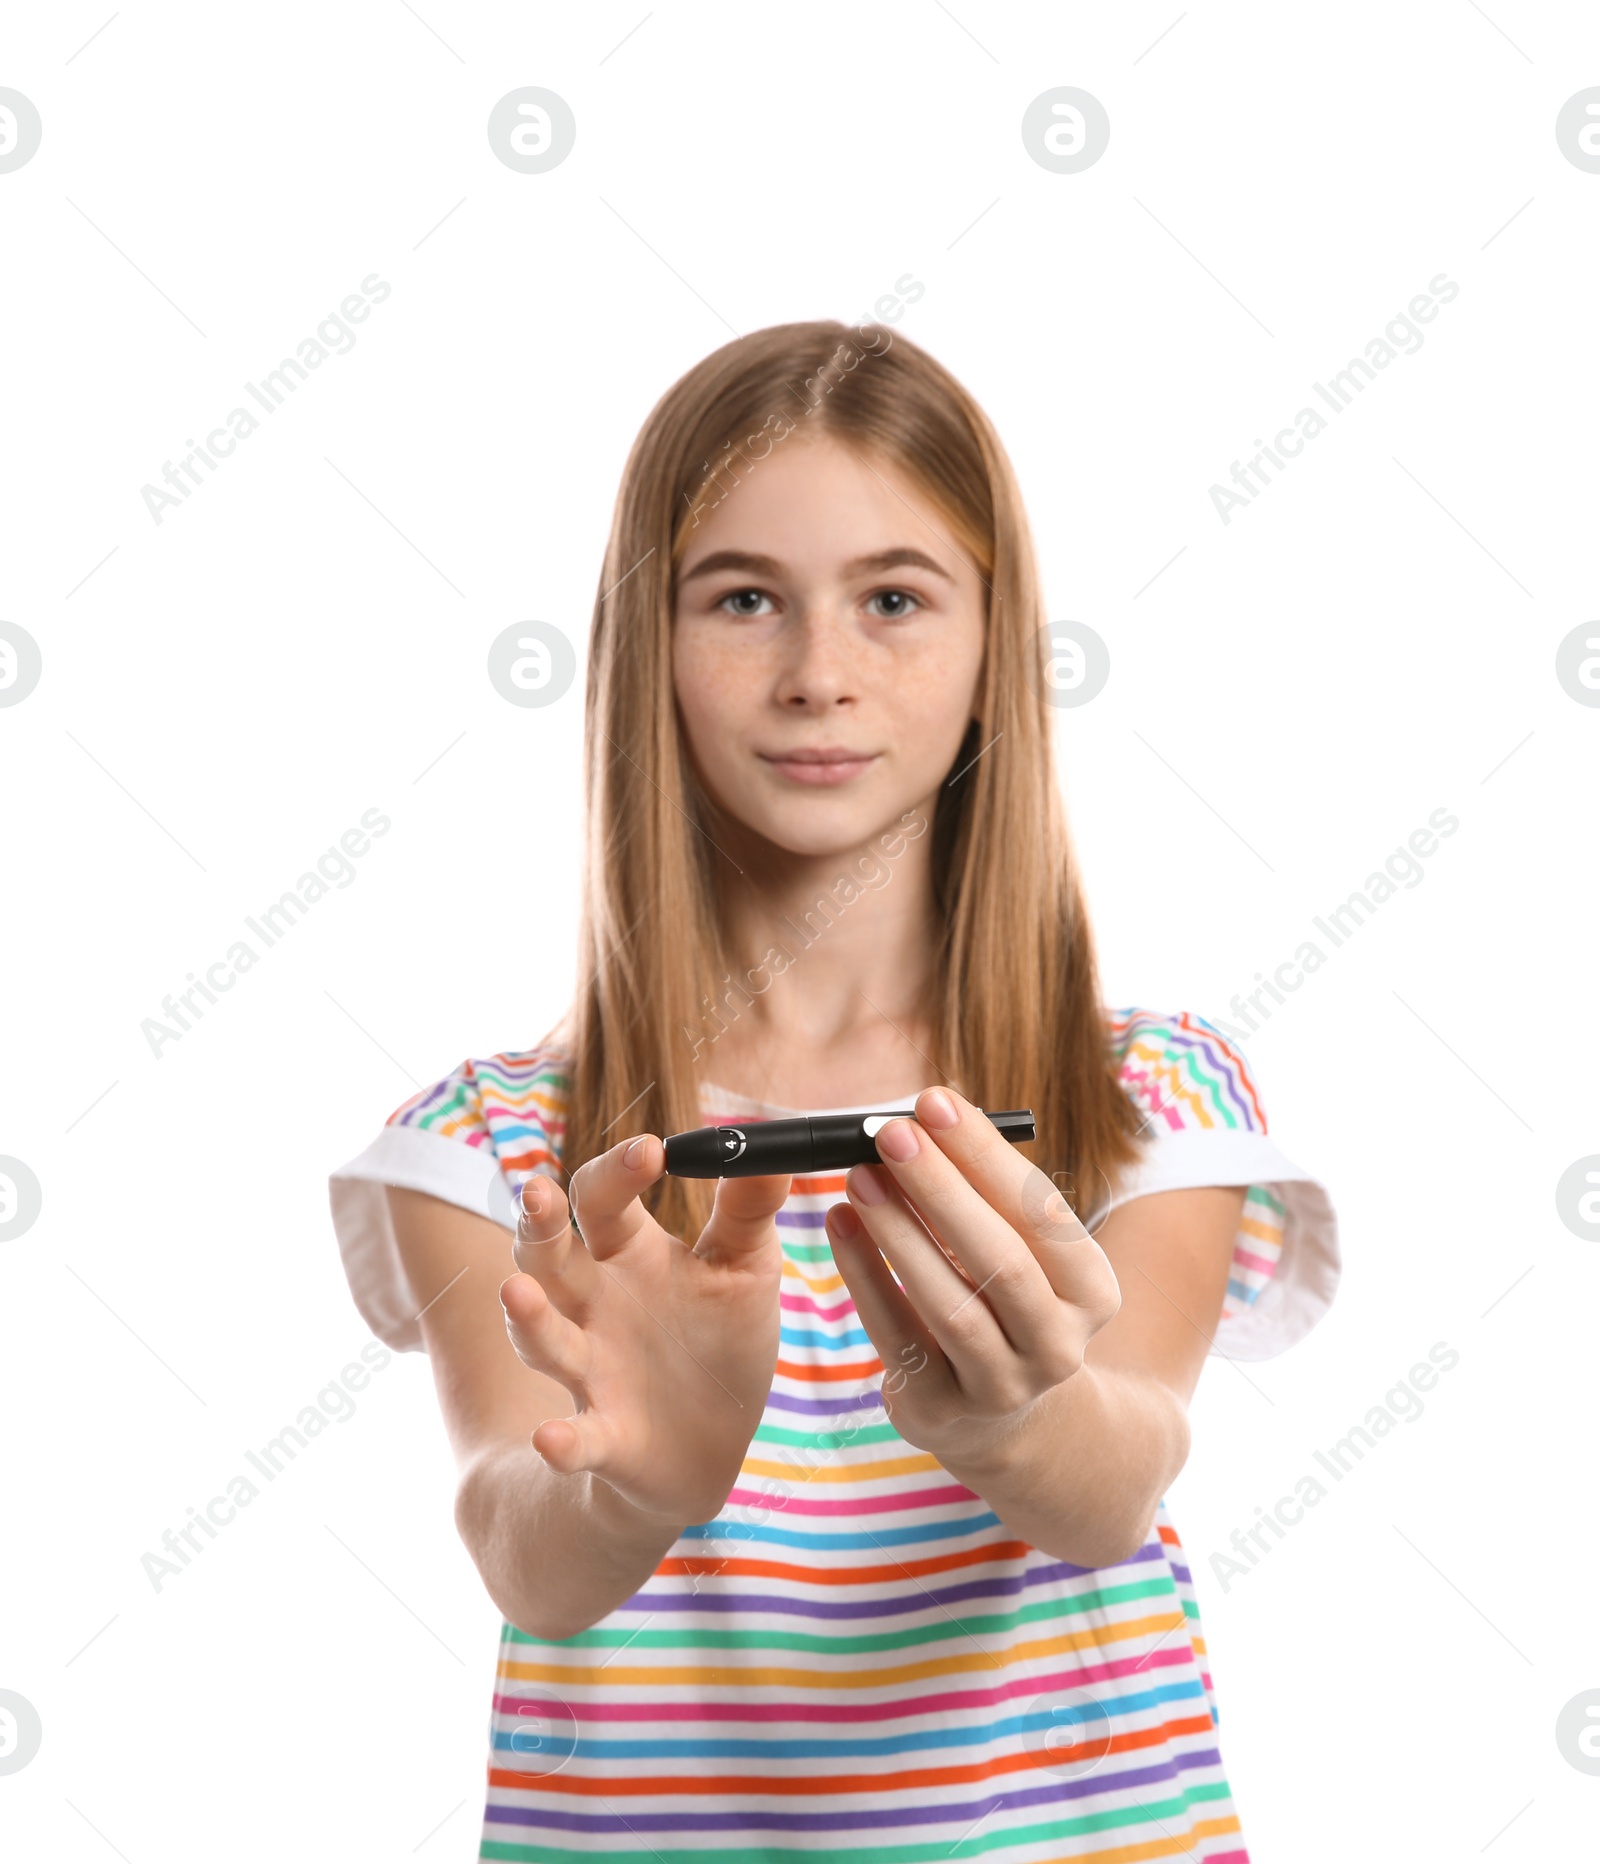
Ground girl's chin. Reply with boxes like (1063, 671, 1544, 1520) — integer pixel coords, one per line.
(730, 809, 915, 866)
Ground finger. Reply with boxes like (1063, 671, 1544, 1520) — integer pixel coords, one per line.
(530, 1411, 621, 1476)
(863, 1109, 1058, 1338)
(496, 1294, 630, 1481)
(499, 1272, 630, 1478)
(512, 1173, 601, 1310)
(844, 1162, 1014, 1369)
(823, 1202, 945, 1413)
(692, 1171, 791, 1267)
(530, 1399, 635, 1478)
(499, 1270, 592, 1389)
(913, 1087, 1095, 1268)
(513, 1173, 581, 1267)
(567, 1133, 667, 1263)
(876, 1094, 1096, 1335)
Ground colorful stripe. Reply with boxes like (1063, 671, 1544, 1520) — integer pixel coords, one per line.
(382, 1009, 1270, 1859)
(1107, 1011, 1285, 1326)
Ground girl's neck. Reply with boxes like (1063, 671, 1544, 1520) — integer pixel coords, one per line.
(704, 826, 945, 1110)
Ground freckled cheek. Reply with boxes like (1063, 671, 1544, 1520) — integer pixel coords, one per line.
(890, 641, 983, 722)
(675, 637, 762, 754)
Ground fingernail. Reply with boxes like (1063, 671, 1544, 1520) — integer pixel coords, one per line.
(876, 1118, 919, 1163)
(920, 1089, 957, 1129)
(520, 1177, 546, 1218)
(848, 1164, 888, 1205)
(623, 1136, 647, 1168)
(828, 1202, 862, 1241)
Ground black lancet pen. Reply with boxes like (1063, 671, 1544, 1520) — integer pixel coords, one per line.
(663, 1108, 1036, 1178)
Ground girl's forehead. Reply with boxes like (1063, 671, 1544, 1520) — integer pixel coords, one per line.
(675, 444, 969, 583)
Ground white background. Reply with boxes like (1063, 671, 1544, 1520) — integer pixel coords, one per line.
(1, 2, 1596, 1858)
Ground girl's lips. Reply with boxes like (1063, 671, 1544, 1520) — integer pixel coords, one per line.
(760, 754, 879, 786)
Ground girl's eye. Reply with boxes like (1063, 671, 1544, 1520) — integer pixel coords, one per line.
(868, 589, 921, 619)
(719, 588, 774, 618)
(714, 587, 922, 620)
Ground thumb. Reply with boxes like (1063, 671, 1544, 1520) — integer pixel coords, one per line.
(693, 1172, 791, 1265)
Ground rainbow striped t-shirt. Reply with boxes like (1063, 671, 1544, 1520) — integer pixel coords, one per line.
(329, 1007, 1339, 1862)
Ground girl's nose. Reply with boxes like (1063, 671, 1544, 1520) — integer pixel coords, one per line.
(775, 607, 860, 708)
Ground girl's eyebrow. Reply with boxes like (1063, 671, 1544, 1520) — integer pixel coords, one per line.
(678, 546, 955, 585)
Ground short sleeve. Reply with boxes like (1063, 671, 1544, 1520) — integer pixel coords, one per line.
(1107, 1008, 1340, 1362)
(328, 1049, 569, 1353)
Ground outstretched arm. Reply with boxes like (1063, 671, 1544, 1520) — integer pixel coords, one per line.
(386, 1180, 682, 1642)
(823, 1087, 1246, 1569)
(387, 1136, 789, 1641)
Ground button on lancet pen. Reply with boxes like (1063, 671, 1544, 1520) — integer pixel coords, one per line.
(662, 1108, 1036, 1178)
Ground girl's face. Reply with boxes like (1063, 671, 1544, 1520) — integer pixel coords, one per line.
(671, 433, 988, 860)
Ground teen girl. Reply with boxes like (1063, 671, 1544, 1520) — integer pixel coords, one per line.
(331, 320, 1340, 1861)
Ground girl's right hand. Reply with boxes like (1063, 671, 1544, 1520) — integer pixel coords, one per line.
(499, 1138, 789, 1527)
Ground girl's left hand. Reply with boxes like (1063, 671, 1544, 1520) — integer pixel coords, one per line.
(823, 1086, 1122, 1463)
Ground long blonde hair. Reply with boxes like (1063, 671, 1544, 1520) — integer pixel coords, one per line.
(546, 319, 1146, 1240)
